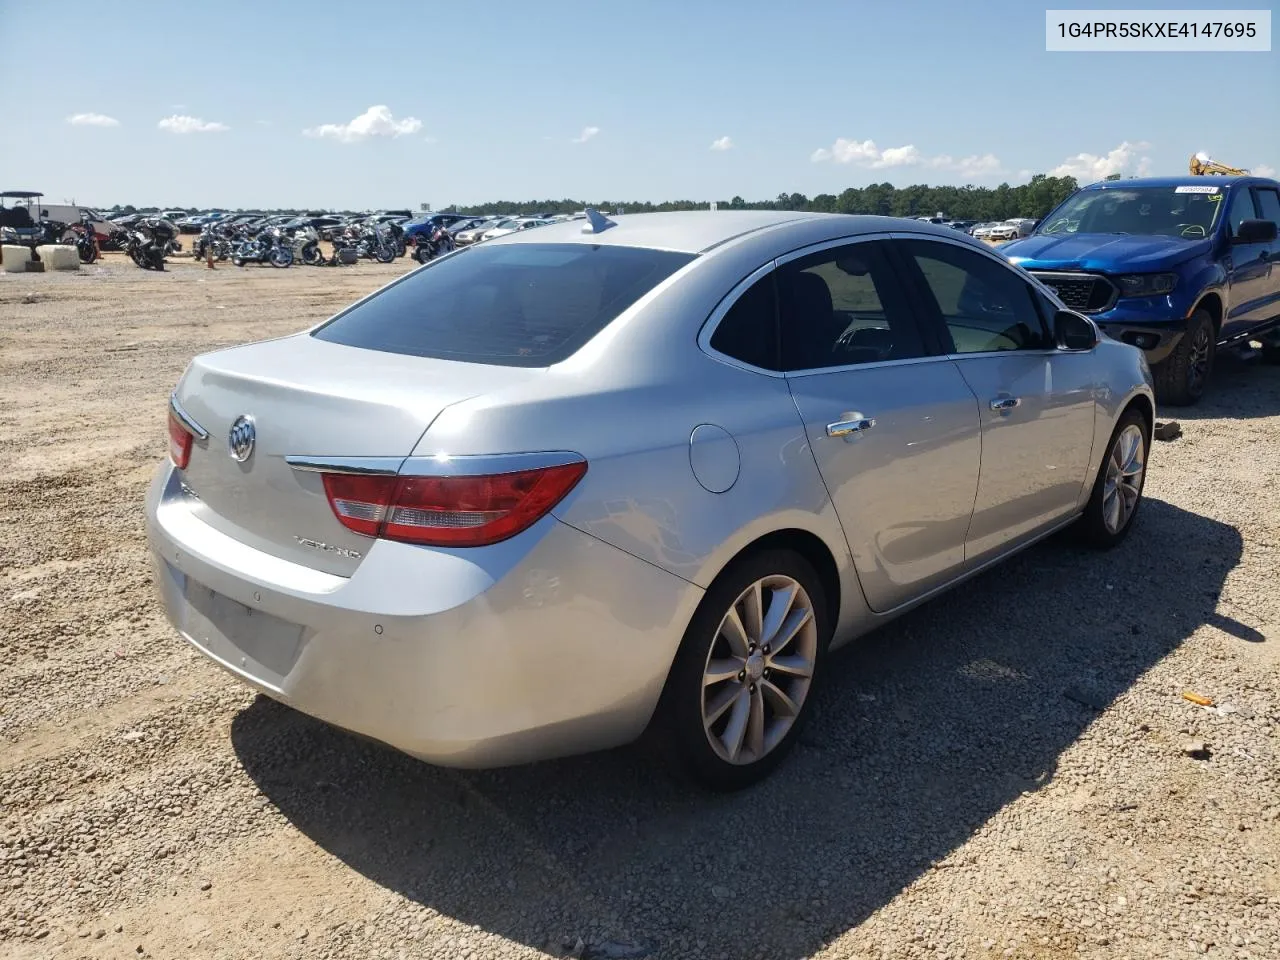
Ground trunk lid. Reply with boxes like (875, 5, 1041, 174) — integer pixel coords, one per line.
(174, 333, 537, 576)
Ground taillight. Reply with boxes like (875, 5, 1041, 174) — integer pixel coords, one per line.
(168, 411, 194, 469)
(321, 462, 587, 547)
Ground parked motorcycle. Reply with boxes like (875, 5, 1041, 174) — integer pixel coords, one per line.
(231, 226, 293, 267)
(63, 211, 100, 264)
(413, 222, 456, 264)
(123, 217, 176, 270)
(288, 225, 325, 266)
(384, 220, 407, 258)
(193, 221, 232, 262)
(326, 231, 359, 266)
(357, 223, 396, 263)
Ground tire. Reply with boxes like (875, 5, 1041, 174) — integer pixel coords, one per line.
(1077, 407, 1150, 548)
(414, 244, 432, 265)
(375, 245, 394, 264)
(1152, 309, 1215, 406)
(270, 249, 292, 268)
(231, 257, 244, 267)
(654, 549, 830, 791)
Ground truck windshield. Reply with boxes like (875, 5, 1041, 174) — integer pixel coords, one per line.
(1037, 186, 1224, 239)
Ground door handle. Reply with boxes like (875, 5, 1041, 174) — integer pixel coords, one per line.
(826, 415, 876, 437)
(990, 396, 1022, 411)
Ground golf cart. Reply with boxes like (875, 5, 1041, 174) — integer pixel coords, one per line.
(0, 190, 60, 251)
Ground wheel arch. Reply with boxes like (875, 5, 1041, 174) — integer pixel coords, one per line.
(1193, 291, 1223, 334)
(1123, 391, 1154, 436)
(701, 527, 843, 640)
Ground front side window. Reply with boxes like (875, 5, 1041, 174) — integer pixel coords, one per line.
(313, 243, 695, 367)
(778, 240, 927, 371)
(901, 239, 1051, 354)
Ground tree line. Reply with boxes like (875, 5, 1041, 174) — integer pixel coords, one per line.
(448, 174, 1081, 221)
(104, 173, 1081, 221)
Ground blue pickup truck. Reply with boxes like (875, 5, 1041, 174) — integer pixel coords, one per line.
(1003, 175, 1280, 404)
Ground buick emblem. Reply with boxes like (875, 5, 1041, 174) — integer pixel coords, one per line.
(228, 415, 256, 463)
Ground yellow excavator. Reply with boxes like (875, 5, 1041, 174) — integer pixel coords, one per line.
(1188, 151, 1249, 176)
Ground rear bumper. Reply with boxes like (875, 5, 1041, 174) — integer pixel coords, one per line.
(146, 463, 701, 767)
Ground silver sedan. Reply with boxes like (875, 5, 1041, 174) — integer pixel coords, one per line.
(148, 211, 1155, 789)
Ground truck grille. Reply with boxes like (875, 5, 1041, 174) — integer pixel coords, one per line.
(1030, 272, 1116, 313)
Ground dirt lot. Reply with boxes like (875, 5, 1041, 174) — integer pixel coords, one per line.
(1, 252, 1278, 960)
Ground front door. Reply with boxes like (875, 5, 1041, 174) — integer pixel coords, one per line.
(894, 236, 1099, 564)
(778, 238, 982, 613)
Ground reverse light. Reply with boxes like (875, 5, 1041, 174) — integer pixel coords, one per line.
(168, 411, 194, 469)
(321, 461, 587, 547)
(1115, 273, 1177, 298)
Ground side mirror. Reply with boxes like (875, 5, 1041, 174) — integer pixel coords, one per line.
(1234, 219, 1278, 244)
(1054, 309, 1099, 350)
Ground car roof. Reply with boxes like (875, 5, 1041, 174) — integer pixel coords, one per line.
(489, 210, 975, 254)
(1082, 175, 1262, 190)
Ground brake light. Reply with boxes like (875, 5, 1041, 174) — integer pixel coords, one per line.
(168, 411, 194, 469)
(321, 462, 587, 547)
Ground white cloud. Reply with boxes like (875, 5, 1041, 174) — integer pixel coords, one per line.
(304, 105, 421, 143)
(66, 113, 119, 127)
(158, 115, 229, 134)
(1254, 163, 1276, 178)
(949, 153, 1003, 177)
(1048, 141, 1152, 181)
(255, 119, 272, 127)
(710, 136, 733, 151)
(812, 138, 1003, 179)
(571, 125, 600, 144)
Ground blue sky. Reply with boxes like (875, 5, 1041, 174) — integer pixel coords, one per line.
(3, 0, 1276, 210)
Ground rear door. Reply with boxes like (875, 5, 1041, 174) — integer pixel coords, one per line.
(1223, 186, 1271, 335)
(780, 236, 982, 613)
(893, 236, 1098, 564)
(1247, 185, 1280, 324)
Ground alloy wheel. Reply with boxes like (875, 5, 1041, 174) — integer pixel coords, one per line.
(701, 575, 818, 765)
(1188, 327, 1212, 392)
(1102, 423, 1145, 534)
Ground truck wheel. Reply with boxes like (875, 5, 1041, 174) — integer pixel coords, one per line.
(1152, 309, 1215, 406)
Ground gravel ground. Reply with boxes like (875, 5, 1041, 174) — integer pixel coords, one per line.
(1, 253, 1278, 960)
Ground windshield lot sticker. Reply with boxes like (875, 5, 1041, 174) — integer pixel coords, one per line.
(1175, 185, 1221, 194)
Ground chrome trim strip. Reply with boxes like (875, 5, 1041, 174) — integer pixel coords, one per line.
(169, 393, 208, 441)
(398, 451, 586, 477)
(285, 451, 588, 478)
(285, 456, 404, 476)
(785, 353, 956, 378)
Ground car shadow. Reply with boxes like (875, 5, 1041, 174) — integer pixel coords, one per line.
(1167, 349, 1280, 422)
(232, 498, 1241, 960)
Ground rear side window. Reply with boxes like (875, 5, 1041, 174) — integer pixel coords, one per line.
(1255, 188, 1280, 226)
(313, 243, 695, 367)
(709, 273, 780, 371)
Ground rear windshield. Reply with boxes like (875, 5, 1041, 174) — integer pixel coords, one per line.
(312, 243, 695, 367)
